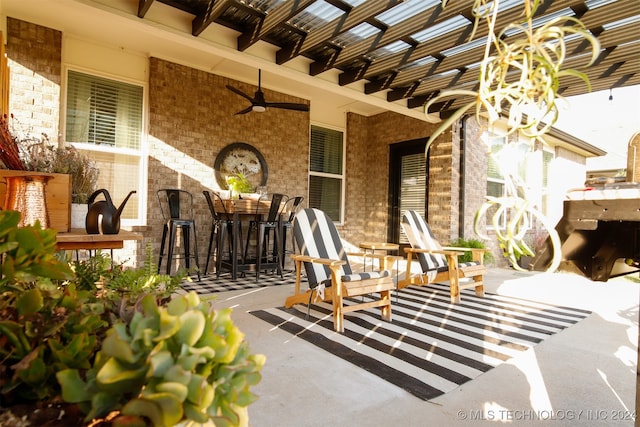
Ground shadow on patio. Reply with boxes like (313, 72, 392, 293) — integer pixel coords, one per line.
(181, 266, 638, 426)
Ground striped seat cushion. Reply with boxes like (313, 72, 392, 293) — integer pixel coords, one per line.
(342, 270, 390, 282)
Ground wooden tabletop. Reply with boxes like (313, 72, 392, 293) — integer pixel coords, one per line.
(215, 198, 271, 215)
(56, 229, 142, 251)
(359, 242, 400, 251)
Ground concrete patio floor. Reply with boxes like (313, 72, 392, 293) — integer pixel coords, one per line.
(205, 267, 639, 426)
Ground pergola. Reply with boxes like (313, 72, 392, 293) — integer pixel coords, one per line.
(136, 0, 640, 118)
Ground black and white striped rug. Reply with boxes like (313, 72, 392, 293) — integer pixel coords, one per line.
(181, 271, 299, 294)
(250, 283, 592, 401)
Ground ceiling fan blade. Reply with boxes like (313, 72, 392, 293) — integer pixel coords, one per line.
(226, 85, 254, 102)
(265, 102, 310, 112)
(235, 106, 254, 115)
(228, 70, 309, 114)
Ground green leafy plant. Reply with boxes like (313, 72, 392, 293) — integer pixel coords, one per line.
(69, 245, 185, 323)
(0, 210, 264, 426)
(57, 292, 265, 427)
(0, 210, 106, 402)
(226, 172, 255, 195)
(448, 237, 493, 264)
(424, 0, 598, 272)
(0, 210, 73, 286)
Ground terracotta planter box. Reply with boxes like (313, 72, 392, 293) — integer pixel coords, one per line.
(0, 170, 71, 232)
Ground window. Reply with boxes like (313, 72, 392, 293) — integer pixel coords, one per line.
(486, 134, 509, 228)
(485, 133, 554, 228)
(65, 69, 145, 224)
(309, 125, 344, 222)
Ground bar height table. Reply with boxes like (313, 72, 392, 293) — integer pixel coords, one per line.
(214, 198, 272, 280)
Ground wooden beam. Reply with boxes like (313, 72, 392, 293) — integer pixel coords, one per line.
(238, 0, 315, 51)
(276, 0, 402, 64)
(386, 81, 419, 102)
(137, 0, 154, 18)
(192, 0, 232, 37)
(312, 1, 471, 75)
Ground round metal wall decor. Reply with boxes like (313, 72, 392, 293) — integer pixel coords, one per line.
(214, 142, 268, 190)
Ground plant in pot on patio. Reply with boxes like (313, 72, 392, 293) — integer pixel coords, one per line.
(449, 237, 494, 266)
(0, 209, 265, 427)
(0, 114, 100, 228)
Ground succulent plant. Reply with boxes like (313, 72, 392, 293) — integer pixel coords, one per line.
(57, 292, 265, 427)
(0, 210, 264, 426)
(0, 210, 106, 402)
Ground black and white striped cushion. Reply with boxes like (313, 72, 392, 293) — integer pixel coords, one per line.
(293, 208, 390, 288)
(401, 210, 449, 273)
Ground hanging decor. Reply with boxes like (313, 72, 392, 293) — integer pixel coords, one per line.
(214, 142, 268, 191)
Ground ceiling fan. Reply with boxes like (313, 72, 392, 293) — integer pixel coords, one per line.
(226, 69, 310, 115)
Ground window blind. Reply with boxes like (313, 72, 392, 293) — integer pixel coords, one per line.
(399, 152, 426, 244)
(309, 125, 344, 221)
(66, 70, 143, 149)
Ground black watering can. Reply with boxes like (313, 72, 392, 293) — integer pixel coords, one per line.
(85, 189, 136, 235)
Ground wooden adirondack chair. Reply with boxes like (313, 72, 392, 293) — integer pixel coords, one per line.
(398, 210, 487, 304)
(285, 208, 395, 333)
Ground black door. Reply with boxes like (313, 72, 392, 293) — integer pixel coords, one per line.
(387, 138, 429, 246)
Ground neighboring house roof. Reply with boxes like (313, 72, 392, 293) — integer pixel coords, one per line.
(546, 126, 608, 158)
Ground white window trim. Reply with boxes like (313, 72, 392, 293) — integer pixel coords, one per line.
(61, 64, 149, 227)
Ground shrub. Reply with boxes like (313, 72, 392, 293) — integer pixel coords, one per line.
(0, 210, 264, 426)
(448, 237, 493, 264)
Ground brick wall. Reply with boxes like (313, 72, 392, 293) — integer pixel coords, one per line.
(6, 17, 61, 142)
(343, 110, 460, 246)
(147, 58, 310, 271)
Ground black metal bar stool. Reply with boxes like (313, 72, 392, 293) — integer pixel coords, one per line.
(157, 189, 200, 280)
(203, 190, 237, 276)
(244, 193, 286, 281)
(280, 195, 304, 270)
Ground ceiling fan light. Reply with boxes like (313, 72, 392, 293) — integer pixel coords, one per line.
(253, 105, 266, 112)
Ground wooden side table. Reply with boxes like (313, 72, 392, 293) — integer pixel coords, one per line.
(358, 241, 400, 271)
(55, 229, 142, 251)
(56, 229, 143, 264)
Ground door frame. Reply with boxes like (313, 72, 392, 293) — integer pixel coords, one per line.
(387, 138, 429, 244)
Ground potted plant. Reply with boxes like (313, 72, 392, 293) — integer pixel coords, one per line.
(448, 237, 494, 265)
(225, 172, 255, 199)
(0, 114, 99, 229)
(0, 210, 265, 426)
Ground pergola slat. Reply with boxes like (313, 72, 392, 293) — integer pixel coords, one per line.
(238, 0, 316, 51)
(276, 0, 403, 65)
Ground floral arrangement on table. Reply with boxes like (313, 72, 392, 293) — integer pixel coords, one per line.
(226, 172, 256, 197)
(0, 114, 99, 203)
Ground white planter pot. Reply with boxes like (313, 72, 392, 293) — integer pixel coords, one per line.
(70, 203, 88, 230)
